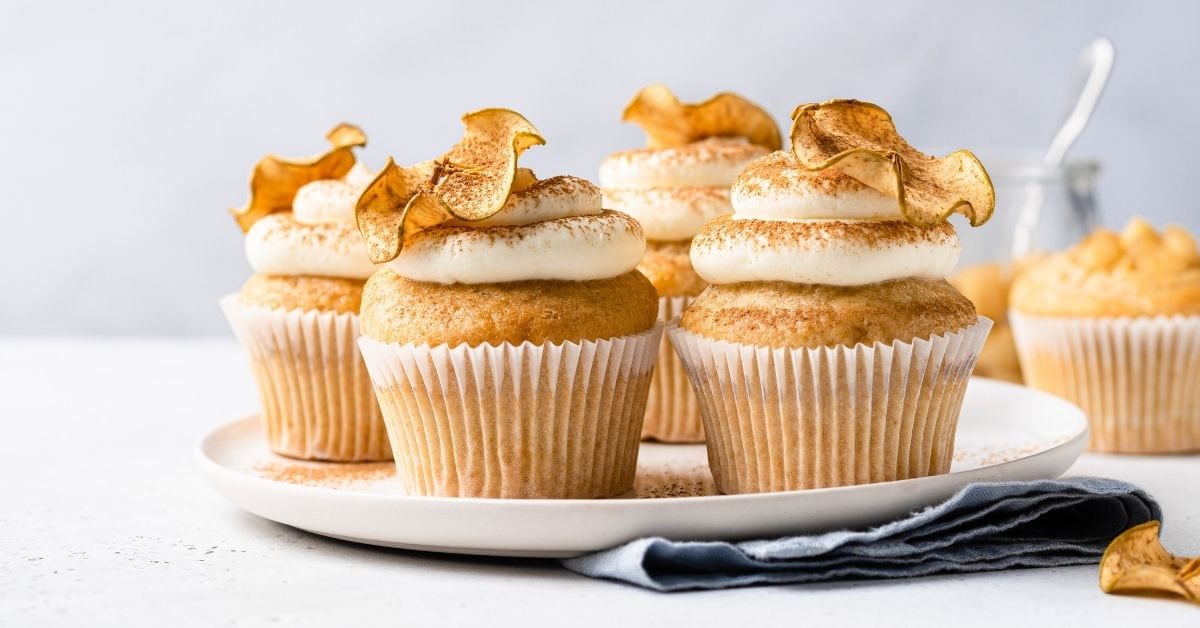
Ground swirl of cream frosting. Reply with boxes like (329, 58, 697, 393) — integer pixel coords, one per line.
(292, 162, 376, 225)
(386, 176, 645, 284)
(602, 187, 732, 241)
(690, 151, 962, 286)
(730, 151, 902, 221)
(245, 163, 378, 279)
(245, 213, 378, 280)
(599, 137, 767, 241)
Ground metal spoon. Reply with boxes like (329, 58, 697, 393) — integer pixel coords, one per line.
(1010, 37, 1116, 259)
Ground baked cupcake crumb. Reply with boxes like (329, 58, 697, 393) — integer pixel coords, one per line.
(682, 278, 977, 349)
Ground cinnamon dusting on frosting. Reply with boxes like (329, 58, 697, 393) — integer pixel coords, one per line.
(249, 213, 368, 253)
(245, 212, 376, 280)
(600, 138, 769, 192)
(604, 138, 769, 175)
(600, 137, 764, 242)
(457, 175, 602, 227)
(696, 216, 956, 251)
(412, 210, 642, 248)
(733, 151, 877, 198)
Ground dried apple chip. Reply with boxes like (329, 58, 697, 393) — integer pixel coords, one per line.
(355, 109, 545, 263)
(354, 158, 438, 264)
(790, 100, 994, 227)
(1181, 557, 1200, 600)
(230, 123, 367, 232)
(622, 84, 781, 151)
(511, 167, 538, 194)
(433, 108, 545, 221)
(1099, 521, 1198, 604)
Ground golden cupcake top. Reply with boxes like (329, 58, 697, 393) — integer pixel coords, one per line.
(1011, 218, 1200, 317)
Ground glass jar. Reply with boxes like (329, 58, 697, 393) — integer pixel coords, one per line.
(956, 152, 1101, 268)
(949, 152, 1101, 384)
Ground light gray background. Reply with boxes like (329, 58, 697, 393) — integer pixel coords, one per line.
(2, 0, 1197, 336)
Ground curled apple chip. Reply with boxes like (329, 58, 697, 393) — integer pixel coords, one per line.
(1100, 521, 1198, 604)
(230, 123, 367, 232)
(790, 100, 994, 227)
(1182, 558, 1200, 600)
(511, 167, 538, 194)
(355, 109, 545, 263)
(622, 84, 781, 150)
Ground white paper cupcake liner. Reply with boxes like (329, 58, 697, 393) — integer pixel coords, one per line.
(1010, 312, 1200, 453)
(357, 324, 664, 498)
(220, 295, 391, 462)
(642, 296, 704, 443)
(668, 318, 992, 494)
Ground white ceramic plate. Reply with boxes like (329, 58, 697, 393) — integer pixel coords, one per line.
(198, 378, 1088, 558)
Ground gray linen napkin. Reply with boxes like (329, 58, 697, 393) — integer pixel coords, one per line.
(562, 478, 1159, 591)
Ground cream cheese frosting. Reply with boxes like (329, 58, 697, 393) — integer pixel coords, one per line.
(246, 164, 378, 279)
(730, 151, 901, 221)
(450, 176, 602, 227)
(691, 218, 960, 286)
(293, 179, 361, 225)
(386, 176, 645, 284)
(600, 137, 767, 241)
(293, 163, 376, 225)
(600, 138, 766, 189)
(691, 151, 962, 286)
(246, 213, 378, 280)
(602, 187, 731, 241)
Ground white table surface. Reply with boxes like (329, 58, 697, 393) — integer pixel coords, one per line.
(2, 338, 1197, 627)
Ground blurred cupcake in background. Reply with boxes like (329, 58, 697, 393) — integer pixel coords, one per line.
(1010, 218, 1200, 453)
(950, 263, 1023, 383)
(600, 85, 779, 443)
(222, 124, 390, 462)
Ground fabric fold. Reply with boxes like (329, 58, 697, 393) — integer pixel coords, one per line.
(562, 478, 1159, 591)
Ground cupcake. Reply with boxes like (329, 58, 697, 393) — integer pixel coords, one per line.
(1010, 218, 1200, 453)
(950, 263, 1023, 383)
(600, 85, 779, 443)
(671, 100, 995, 493)
(222, 124, 390, 462)
(353, 109, 661, 498)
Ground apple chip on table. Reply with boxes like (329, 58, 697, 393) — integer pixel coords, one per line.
(1101, 521, 1199, 605)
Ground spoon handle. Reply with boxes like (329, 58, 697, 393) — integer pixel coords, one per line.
(1044, 38, 1116, 166)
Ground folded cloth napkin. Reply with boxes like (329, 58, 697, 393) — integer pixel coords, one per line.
(562, 478, 1159, 592)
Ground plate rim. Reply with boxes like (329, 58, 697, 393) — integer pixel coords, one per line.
(197, 377, 1089, 507)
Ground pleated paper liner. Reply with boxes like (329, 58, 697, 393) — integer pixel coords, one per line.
(1010, 312, 1200, 453)
(642, 296, 704, 443)
(357, 324, 664, 498)
(220, 295, 391, 462)
(669, 317, 992, 494)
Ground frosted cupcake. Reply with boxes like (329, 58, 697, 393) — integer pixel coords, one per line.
(222, 124, 390, 462)
(354, 109, 661, 498)
(1010, 218, 1200, 453)
(600, 85, 779, 443)
(671, 100, 995, 493)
